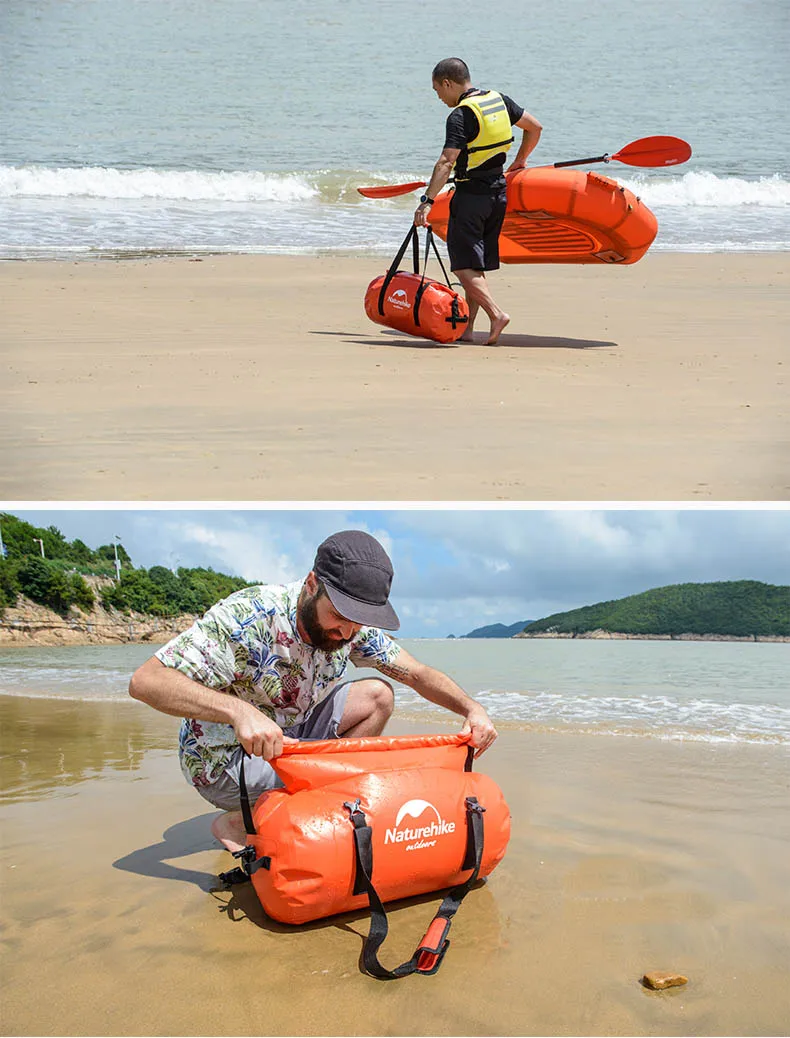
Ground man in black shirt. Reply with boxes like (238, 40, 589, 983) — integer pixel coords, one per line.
(414, 58, 542, 345)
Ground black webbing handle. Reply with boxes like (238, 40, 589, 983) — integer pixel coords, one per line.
(238, 749, 257, 836)
(345, 795, 486, 980)
(377, 225, 420, 316)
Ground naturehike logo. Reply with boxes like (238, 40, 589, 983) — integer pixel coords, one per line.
(384, 799, 456, 852)
(387, 288, 410, 310)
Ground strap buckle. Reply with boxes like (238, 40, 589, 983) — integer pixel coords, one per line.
(465, 796, 486, 814)
(232, 844, 256, 864)
(415, 917, 452, 974)
(229, 843, 271, 876)
(344, 798, 368, 832)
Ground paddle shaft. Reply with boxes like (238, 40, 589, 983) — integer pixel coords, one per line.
(553, 154, 609, 168)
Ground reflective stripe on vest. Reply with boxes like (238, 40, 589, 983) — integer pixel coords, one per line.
(456, 90, 514, 178)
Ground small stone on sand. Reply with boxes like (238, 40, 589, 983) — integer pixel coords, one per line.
(642, 971, 688, 990)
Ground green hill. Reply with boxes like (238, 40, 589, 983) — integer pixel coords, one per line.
(0, 512, 254, 618)
(521, 581, 790, 638)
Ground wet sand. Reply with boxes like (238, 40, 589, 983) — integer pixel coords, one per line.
(1, 253, 788, 501)
(1, 693, 789, 1037)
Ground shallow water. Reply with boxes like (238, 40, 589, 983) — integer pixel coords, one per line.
(1, 638, 788, 745)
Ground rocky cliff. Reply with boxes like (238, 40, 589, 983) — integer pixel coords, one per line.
(0, 578, 197, 647)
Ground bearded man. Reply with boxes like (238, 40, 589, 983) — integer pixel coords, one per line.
(129, 530, 497, 856)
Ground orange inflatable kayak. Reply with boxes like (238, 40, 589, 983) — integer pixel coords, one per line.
(229, 733, 511, 977)
(428, 167, 657, 264)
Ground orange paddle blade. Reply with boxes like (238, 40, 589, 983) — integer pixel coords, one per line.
(613, 135, 692, 167)
(357, 180, 426, 198)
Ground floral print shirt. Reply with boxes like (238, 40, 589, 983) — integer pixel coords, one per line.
(155, 580, 402, 787)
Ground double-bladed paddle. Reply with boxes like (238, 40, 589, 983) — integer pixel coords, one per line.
(356, 135, 692, 198)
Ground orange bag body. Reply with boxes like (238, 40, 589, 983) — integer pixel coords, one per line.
(364, 271, 469, 344)
(245, 734, 510, 925)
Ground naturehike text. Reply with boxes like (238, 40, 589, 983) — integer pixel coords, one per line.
(384, 819, 456, 844)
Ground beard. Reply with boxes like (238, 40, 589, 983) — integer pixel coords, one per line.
(299, 589, 353, 653)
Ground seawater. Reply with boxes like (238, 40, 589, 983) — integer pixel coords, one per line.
(1, 639, 788, 746)
(1, 0, 788, 258)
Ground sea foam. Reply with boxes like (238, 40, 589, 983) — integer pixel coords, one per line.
(0, 165, 319, 202)
(3, 165, 789, 209)
(619, 170, 790, 207)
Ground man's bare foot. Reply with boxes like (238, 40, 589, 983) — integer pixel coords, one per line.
(485, 313, 510, 345)
(459, 330, 477, 343)
(211, 810, 246, 854)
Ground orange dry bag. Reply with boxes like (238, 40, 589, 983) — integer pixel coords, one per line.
(364, 226, 469, 344)
(227, 733, 510, 978)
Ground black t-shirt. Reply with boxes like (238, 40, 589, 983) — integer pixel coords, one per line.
(444, 88, 524, 189)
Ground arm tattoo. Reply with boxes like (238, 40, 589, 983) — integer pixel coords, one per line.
(377, 660, 412, 683)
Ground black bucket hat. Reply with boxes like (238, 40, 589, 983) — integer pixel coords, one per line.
(313, 530, 400, 631)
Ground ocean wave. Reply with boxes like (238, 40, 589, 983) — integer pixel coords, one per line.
(0, 165, 319, 202)
(393, 686, 790, 744)
(619, 170, 790, 207)
(4, 165, 789, 209)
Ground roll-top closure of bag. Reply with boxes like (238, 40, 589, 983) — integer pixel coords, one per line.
(277, 733, 470, 756)
(271, 735, 471, 793)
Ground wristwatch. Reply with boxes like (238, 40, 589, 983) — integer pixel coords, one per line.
(419, 194, 435, 206)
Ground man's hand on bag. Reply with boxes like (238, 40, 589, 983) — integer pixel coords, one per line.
(460, 704, 498, 757)
(233, 703, 296, 760)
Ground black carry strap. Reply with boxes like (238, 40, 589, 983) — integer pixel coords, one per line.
(218, 752, 271, 885)
(344, 793, 486, 979)
(377, 224, 421, 316)
(377, 225, 468, 332)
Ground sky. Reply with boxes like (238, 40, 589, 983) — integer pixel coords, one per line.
(5, 508, 789, 638)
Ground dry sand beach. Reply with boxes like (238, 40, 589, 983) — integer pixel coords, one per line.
(2, 253, 787, 501)
(1, 692, 789, 1037)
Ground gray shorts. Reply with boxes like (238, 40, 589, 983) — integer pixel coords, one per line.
(195, 681, 352, 812)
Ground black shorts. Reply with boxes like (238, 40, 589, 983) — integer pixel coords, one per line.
(446, 185, 508, 272)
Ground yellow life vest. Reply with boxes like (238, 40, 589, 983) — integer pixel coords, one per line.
(456, 90, 514, 179)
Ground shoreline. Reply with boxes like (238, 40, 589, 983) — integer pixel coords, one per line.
(2, 245, 787, 263)
(515, 630, 790, 643)
(3, 252, 788, 501)
(2, 599, 787, 649)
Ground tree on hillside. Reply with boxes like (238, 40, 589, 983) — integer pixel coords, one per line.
(14, 556, 94, 615)
(67, 538, 97, 566)
(95, 543, 132, 568)
(0, 560, 21, 610)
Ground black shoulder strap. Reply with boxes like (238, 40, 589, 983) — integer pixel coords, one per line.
(345, 794, 486, 979)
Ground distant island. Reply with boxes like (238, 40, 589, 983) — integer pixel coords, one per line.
(516, 581, 789, 641)
(451, 620, 534, 639)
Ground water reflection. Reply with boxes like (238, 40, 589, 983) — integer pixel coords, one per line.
(0, 694, 180, 803)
